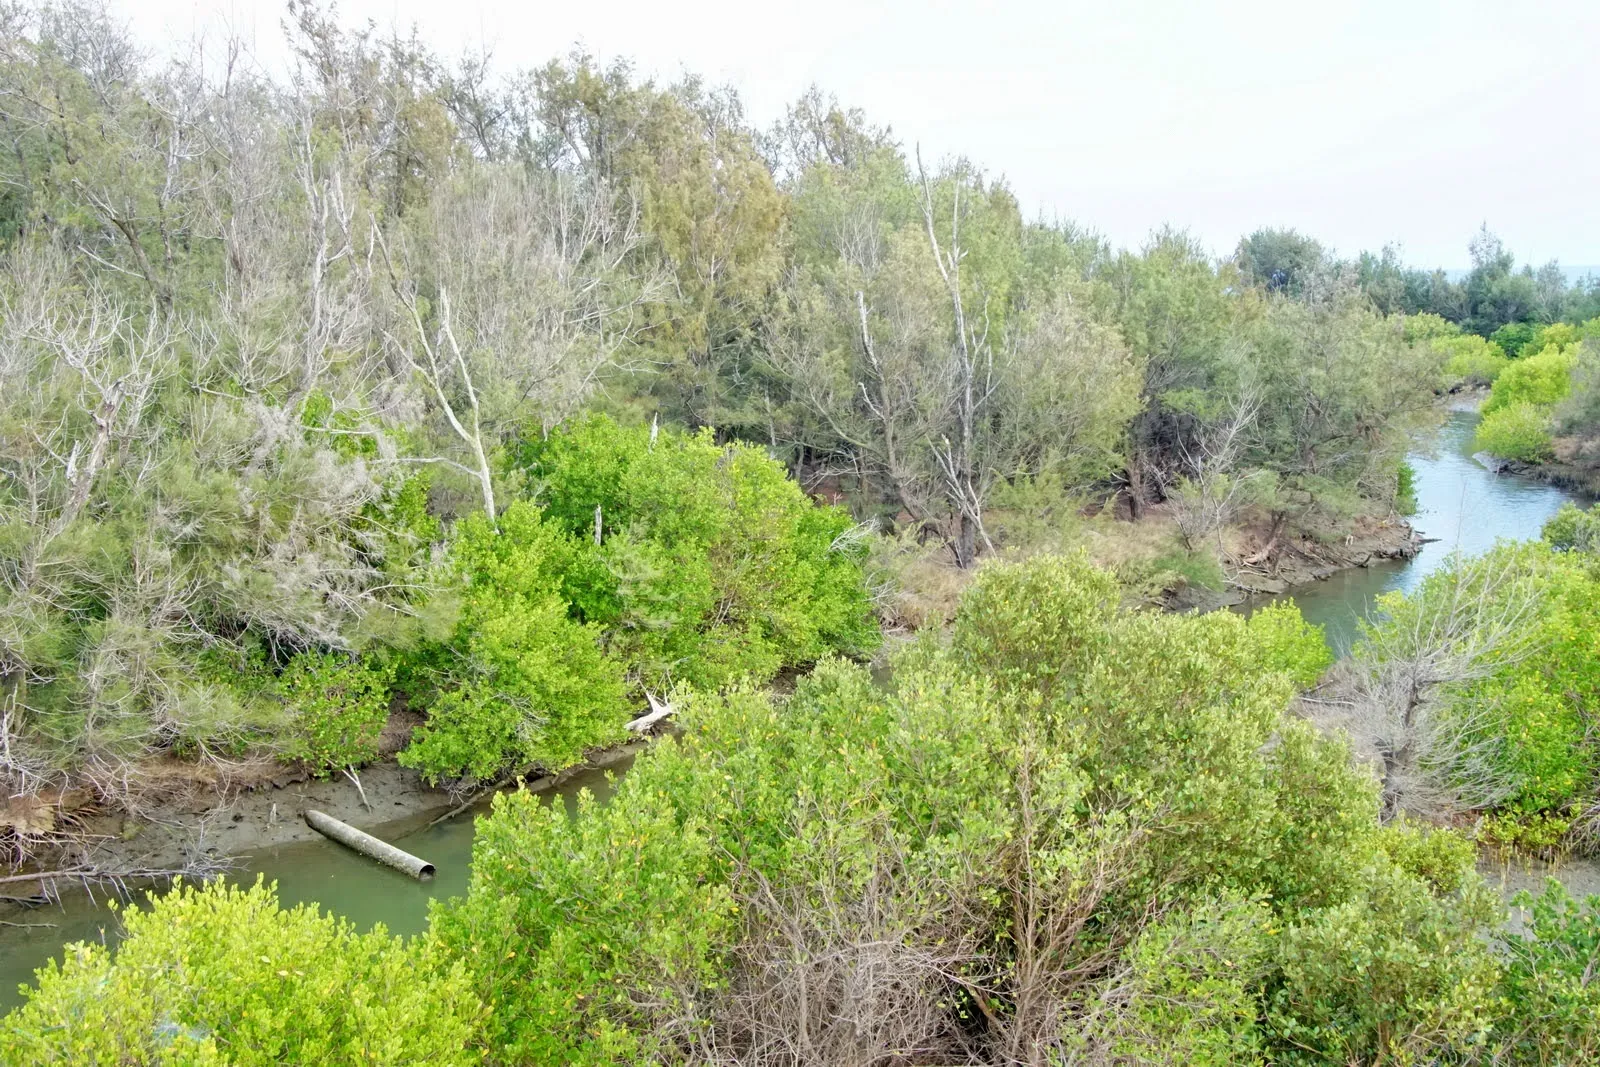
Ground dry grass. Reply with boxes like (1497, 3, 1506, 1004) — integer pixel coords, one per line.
(869, 531, 975, 632)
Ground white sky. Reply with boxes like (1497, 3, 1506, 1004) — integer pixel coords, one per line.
(119, 0, 1600, 269)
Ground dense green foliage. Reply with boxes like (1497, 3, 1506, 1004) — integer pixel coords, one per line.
(414, 555, 1592, 1064)
(8, 555, 1600, 1062)
(1476, 402, 1559, 462)
(1335, 540, 1600, 825)
(1472, 331, 1597, 462)
(2, 879, 481, 1065)
(278, 653, 395, 773)
(399, 418, 877, 783)
(1500, 880, 1600, 1062)
(1543, 501, 1600, 553)
(398, 503, 631, 783)
(0, 0, 1472, 829)
(519, 416, 879, 689)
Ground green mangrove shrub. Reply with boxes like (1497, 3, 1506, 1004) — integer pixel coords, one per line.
(1, 879, 481, 1065)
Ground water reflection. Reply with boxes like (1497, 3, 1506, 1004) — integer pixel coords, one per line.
(1259, 409, 1583, 653)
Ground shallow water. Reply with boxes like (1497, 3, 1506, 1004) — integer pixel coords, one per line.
(0, 759, 630, 1011)
(1261, 408, 1583, 653)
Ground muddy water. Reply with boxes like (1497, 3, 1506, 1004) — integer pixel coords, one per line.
(0, 759, 631, 1012)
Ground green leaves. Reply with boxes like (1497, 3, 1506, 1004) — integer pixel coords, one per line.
(278, 653, 394, 774)
(1498, 880, 1600, 1061)
(424, 552, 1515, 1064)
(398, 504, 628, 784)
(399, 417, 878, 783)
(2, 879, 481, 1066)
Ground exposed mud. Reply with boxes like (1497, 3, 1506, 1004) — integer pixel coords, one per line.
(1, 723, 649, 905)
(1493, 434, 1600, 498)
(1166, 512, 1421, 613)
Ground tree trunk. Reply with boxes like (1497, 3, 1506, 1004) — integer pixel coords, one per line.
(954, 511, 977, 569)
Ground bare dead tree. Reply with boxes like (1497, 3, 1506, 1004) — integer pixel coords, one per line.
(1299, 557, 1547, 820)
(377, 168, 657, 521)
(698, 819, 986, 1067)
(917, 150, 999, 569)
(1170, 380, 1263, 558)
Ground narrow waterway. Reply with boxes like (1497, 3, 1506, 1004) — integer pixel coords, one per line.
(1259, 407, 1582, 652)
(0, 758, 631, 1012)
(0, 407, 1592, 1012)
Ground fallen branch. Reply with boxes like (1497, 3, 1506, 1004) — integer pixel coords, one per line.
(343, 766, 372, 811)
(625, 692, 675, 733)
(0, 868, 92, 885)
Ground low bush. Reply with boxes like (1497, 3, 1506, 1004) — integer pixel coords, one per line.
(1440, 334, 1510, 387)
(278, 652, 394, 773)
(401, 416, 879, 784)
(1, 879, 481, 1065)
(430, 554, 1497, 1065)
(1543, 501, 1600, 552)
(398, 504, 629, 784)
(1498, 880, 1600, 1062)
(1476, 401, 1556, 462)
(1482, 343, 1577, 417)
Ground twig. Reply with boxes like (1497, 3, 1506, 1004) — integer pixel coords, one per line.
(343, 766, 372, 811)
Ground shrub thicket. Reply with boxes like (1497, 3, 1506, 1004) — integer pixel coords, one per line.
(425, 555, 1522, 1065)
(1, 880, 481, 1065)
(399, 417, 878, 783)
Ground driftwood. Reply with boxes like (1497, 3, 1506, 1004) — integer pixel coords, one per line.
(303, 810, 434, 880)
(1242, 536, 1278, 567)
(624, 692, 675, 733)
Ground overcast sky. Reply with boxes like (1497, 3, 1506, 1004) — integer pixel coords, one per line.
(119, 0, 1600, 269)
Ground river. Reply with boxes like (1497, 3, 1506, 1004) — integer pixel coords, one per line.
(1258, 406, 1582, 652)
(0, 407, 1591, 1011)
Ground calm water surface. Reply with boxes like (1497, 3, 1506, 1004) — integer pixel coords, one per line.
(0, 408, 1592, 1009)
(0, 760, 629, 1011)
(1263, 409, 1583, 652)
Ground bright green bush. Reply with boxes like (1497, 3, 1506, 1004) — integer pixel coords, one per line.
(1395, 460, 1418, 514)
(400, 417, 878, 783)
(1482, 343, 1577, 416)
(1490, 320, 1539, 358)
(277, 652, 394, 773)
(1543, 501, 1600, 552)
(1498, 880, 1600, 1062)
(517, 415, 879, 691)
(1475, 401, 1556, 462)
(1, 879, 480, 1065)
(1266, 863, 1502, 1064)
(1072, 896, 1273, 1065)
(1241, 600, 1335, 688)
(400, 504, 628, 783)
(949, 550, 1117, 698)
(1440, 333, 1510, 386)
